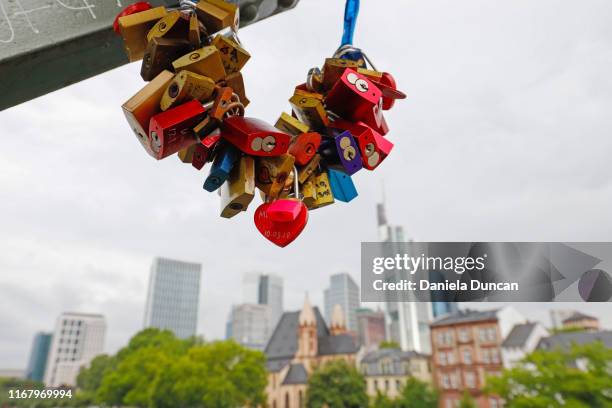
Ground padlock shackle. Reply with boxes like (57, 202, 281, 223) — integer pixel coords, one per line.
(293, 166, 300, 199)
(333, 44, 378, 72)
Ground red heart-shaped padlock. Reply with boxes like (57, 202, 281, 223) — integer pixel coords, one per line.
(254, 202, 308, 247)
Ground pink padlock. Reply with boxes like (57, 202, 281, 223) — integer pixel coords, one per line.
(267, 166, 307, 223)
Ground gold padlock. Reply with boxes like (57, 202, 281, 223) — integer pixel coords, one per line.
(223, 72, 250, 107)
(256, 154, 296, 199)
(301, 175, 317, 209)
(146, 11, 189, 42)
(289, 93, 329, 131)
(298, 154, 321, 184)
(141, 38, 191, 81)
(312, 171, 335, 209)
(195, 0, 238, 33)
(275, 112, 310, 136)
(122, 70, 175, 149)
(322, 58, 361, 90)
(220, 156, 255, 218)
(189, 14, 202, 49)
(178, 144, 197, 163)
(294, 88, 324, 101)
(118, 6, 167, 61)
(212, 35, 251, 75)
(357, 67, 384, 82)
(160, 70, 216, 111)
(172, 46, 227, 82)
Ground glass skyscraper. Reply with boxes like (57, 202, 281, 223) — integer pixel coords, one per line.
(25, 332, 51, 382)
(143, 257, 202, 339)
(323, 273, 360, 332)
(242, 273, 283, 331)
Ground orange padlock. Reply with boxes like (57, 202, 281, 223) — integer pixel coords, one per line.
(288, 132, 322, 166)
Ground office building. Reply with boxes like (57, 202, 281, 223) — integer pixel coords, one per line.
(25, 332, 52, 382)
(243, 273, 283, 330)
(229, 304, 271, 350)
(356, 308, 386, 349)
(323, 273, 360, 332)
(430, 307, 526, 408)
(143, 257, 202, 339)
(432, 299, 460, 318)
(377, 200, 433, 353)
(43, 313, 106, 387)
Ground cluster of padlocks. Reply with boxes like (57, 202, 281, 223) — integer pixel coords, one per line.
(114, 0, 405, 247)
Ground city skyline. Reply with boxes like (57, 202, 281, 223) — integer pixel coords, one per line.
(2, 0, 612, 368)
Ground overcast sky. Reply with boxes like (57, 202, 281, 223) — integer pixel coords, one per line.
(1, 0, 612, 369)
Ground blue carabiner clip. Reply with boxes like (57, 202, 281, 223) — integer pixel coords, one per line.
(341, 0, 360, 47)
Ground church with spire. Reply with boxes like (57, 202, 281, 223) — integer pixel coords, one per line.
(264, 295, 359, 408)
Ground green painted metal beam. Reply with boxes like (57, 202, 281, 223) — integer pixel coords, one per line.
(0, 0, 299, 111)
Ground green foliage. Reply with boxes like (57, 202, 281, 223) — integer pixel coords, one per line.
(370, 390, 394, 408)
(486, 341, 612, 408)
(378, 340, 401, 350)
(395, 378, 439, 408)
(76, 354, 115, 392)
(457, 391, 477, 408)
(369, 378, 438, 408)
(74, 328, 267, 408)
(306, 360, 368, 408)
(150, 340, 267, 408)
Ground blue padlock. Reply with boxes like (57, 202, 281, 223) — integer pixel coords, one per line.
(328, 168, 358, 203)
(203, 144, 240, 192)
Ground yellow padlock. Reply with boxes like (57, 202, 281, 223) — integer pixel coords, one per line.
(220, 156, 256, 218)
(275, 112, 310, 136)
(322, 58, 361, 90)
(172, 46, 227, 82)
(160, 70, 216, 111)
(289, 93, 329, 131)
(312, 171, 335, 209)
(255, 154, 296, 199)
(118, 6, 167, 61)
(301, 175, 317, 209)
(298, 154, 321, 184)
(212, 35, 251, 75)
(195, 0, 238, 33)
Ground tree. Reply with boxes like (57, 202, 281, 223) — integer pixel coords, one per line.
(394, 378, 439, 408)
(379, 340, 401, 350)
(75, 354, 115, 404)
(370, 390, 395, 408)
(486, 341, 612, 408)
(306, 360, 368, 408)
(75, 329, 267, 408)
(457, 391, 477, 408)
(150, 340, 267, 408)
